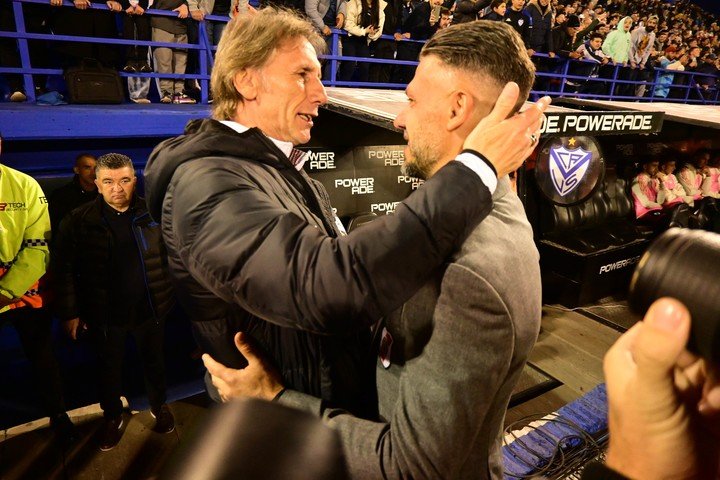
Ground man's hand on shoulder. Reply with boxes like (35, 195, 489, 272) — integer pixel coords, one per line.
(462, 82, 551, 178)
(202, 332, 284, 402)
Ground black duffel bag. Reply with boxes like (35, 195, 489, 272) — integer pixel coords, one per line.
(64, 59, 124, 104)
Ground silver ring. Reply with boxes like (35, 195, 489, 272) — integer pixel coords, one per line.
(529, 133, 538, 145)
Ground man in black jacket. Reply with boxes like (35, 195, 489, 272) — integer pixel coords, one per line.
(48, 153, 97, 234)
(53, 153, 175, 452)
(504, 0, 533, 52)
(144, 8, 545, 416)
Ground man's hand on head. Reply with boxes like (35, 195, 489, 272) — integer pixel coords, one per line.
(462, 82, 551, 178)
(202, 332, 285, 402)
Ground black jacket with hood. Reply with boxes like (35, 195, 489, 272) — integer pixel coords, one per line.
(144, 119, 493, 413)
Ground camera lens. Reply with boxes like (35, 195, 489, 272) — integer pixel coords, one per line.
(629, 228, 720, 363)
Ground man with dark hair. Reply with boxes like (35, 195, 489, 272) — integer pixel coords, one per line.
(204, 21, 544, 479)
(48, 154, 98, 233)
(53, 153, 175, 451)
(144, 7, 547, 420)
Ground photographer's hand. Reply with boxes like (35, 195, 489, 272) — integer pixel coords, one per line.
(202, 332, 284, 402)
(604, 298, 720, 479)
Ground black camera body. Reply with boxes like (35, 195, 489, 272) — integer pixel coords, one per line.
(629, 228, 720, 363)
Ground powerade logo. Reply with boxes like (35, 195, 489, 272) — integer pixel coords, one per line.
(397, 176, 424, 190)
(334, 177, 375, 195)
(549, 145, 592, 196)
(307, 151, 336, 170)
(599, 256, 641, 274)
(368, 150, 404, 166)
(371, 202, 400, 214)
(0, 202, 28, 212)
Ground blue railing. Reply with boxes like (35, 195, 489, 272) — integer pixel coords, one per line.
(2, 0, 719, 105)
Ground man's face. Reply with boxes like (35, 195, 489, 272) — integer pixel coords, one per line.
(661, 161, 676, 174)
(430, 0, 443, 7)
(511, 0, 524, 11)
(494, 2, 506, 16)
(599, 24, 610, 34)
(539, 0, 549, 7)
(624, 20, 632, 32)
(439, 13, 452, 28)
(393, 56, 494, 180)
(646, 18, 657, 31)
(95, 167, 136, 211)
(74, 156, 97, 188)
(657, 32, 668, 42)
(590, 37, 602, 50)
(691, 47, 701, 57)
(251, 37, 327, 145)
(666, 50, 677, 59)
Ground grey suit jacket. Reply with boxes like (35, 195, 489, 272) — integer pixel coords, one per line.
(280, 177, 542, 479)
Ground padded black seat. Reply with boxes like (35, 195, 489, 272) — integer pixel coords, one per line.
(538, 174, 652, 306)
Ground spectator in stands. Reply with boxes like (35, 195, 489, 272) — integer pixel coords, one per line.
(632, 158, 663, 219)
(452, 0, 490, 24)
(117, 0, 152, 74)
(656, 157, 694, 208)
(694, 52, 718, 100)
(525, 0, 554, 57)
(629, 14, 658, 97)
(503, 0, 533, 54)
(591, 298, 720, 480)
(525, 0, 555, 92)
(202, 21, 543, 479)
(144, 7, 546, 417)
(552, 14, 582, 58)
(653, 44, 684, 98)
(49, 0, 121, 69)
(52, 153, 175, 451)
(48, 154, 98, 234)
(436, 6, 451, 30)
(305, 0, 346, 78)
(369, 0, 399, 83)
(152, 0, 196, 103)
(602, 15, 631, 95)
(572, 32, 610, 94)
(189, 0, 234, 46)
(484, 0, 506, 21)
(0, 133, 76, 445)
(340, 0, 384, 82)
(678, 150, 709, 202)
(395, 0, 443, 83)
(0, 2, 51, 102)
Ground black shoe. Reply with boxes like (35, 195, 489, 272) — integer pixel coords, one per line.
(151, 404, 175, 434)
(51, 413, 78, 447)
(122, 63, 137, 73)
(99, 416, 124, 451)
(138, 63, 153, 73)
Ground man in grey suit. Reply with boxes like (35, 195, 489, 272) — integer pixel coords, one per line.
(204, 20, 543, 479)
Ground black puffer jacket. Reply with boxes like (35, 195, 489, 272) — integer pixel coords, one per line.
(144, 119, 493, 412)
(52, 196, 174, 327)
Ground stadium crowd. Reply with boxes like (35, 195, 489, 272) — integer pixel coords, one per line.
(1, 0, 719, 102)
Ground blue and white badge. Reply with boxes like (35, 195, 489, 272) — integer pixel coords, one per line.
(535, 136, 604, 206)
(549, 144, 593, 196)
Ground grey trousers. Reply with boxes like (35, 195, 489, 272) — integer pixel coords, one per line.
(152, 27, 188, 95)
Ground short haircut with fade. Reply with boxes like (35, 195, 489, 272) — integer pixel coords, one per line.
(211, 7, 326, 121)
(420, 20, 536, 113)
(96, 153, 135, 175)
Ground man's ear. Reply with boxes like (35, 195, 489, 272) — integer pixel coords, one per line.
(446, 90, 474, 132)
(73, 166, 80, 175)
(233, 69, 260, 101)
